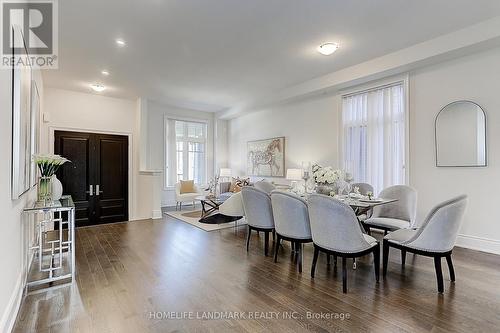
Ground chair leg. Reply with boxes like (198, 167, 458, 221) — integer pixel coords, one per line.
(373, 245, 380, 282)
(311, 246, 319, 278)
(298, 244, 303, 273)
(434, 256, 444, 293)
(333, 255, 337, 267)
(272, 230, 275, 242)
(264, 231, 269, 256)
(383, 240, 389, 277)
(445, 254, 455, 282)
(274, 236, 281, 263)
(246, 226, 251, 252)
(327, 254, 331, 265)
(179, 202, 182, 211)
(401, 249, 406, 267)
(342, 257, 347, 293)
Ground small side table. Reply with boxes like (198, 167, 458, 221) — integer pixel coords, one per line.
(23, 195, 76, 291)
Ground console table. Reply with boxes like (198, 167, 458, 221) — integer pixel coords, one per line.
(23, 195, 75, 291)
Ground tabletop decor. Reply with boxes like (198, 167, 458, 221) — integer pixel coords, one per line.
(312, 164, 353, 196)
(34, 154, 70, 202)
(205, 175, 220, 198)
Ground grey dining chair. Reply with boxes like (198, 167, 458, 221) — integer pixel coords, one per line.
(383, 195, 467, 293)
(308, 194, 380, 293)
(351, 182, 375, 221)
(254, 181, 276, 194)
(363, 185, 417, 234)
(351, 182, 374, 196)
(241, 187, 275, 256)
(271, 191, 312, 272)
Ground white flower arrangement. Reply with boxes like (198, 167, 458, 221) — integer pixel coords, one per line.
(33, 154, 70, 177)
(312, 164, 344, 185)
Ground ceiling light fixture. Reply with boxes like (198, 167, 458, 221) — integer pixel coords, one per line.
(90, 83, 106, 92)
(101, 70, 110, 76)
(115, 39, 126, 47)
(317, 42, 339, 56)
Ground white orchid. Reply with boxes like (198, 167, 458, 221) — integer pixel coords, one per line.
(33, 154, 70, 178)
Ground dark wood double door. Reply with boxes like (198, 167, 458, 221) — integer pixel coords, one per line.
(55, 131, 128, 227)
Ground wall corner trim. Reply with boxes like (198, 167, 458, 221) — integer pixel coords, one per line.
(0, 271, 24, 333)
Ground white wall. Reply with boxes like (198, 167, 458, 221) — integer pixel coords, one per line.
(42, 88, 154, 220)
(228, 47, 500, 254)
(410, 47, 500, 254)
(145, 100, 216, 206)
(228, 94, 340, 184)
(0, 69, 43, 332)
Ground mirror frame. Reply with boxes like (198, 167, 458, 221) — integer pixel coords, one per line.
(435, 100, 487, 167)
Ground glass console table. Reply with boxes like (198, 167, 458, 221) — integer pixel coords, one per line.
(23, 195, 75, 291)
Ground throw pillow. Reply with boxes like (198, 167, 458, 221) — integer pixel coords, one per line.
(229, 177, 251, 193)
(180, 180, 196, 194)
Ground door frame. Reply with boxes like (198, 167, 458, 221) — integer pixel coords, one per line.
(49, 126, 133, 221)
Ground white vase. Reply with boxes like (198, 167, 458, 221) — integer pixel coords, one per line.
(51, 175, 63, 201)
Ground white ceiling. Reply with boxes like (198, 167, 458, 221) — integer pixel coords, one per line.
(44, 0, 500, 112)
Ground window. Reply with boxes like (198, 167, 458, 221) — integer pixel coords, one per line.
(342, 82, 406, 194)
(166, 119, 207, 186)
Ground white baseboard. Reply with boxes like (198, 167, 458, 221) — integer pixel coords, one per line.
(152, 209, 163, 219)
(0, 272, 24, 333)
(456, 234, 500, 255)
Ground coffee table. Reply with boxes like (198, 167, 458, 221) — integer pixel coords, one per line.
(195, 195, 227, 219)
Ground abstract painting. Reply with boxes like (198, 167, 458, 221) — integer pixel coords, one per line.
(247, 137, 285, 177)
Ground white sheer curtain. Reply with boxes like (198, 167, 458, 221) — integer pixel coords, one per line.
(342, 83, 406, 195)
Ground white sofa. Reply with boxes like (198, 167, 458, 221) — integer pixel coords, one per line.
(175, 182, 202, 210)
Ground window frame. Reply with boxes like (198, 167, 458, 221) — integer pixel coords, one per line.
(338, 74, 410, 187)
(164, 116, 208, 189)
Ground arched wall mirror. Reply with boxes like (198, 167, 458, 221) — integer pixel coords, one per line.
(435, 101, 487, 167)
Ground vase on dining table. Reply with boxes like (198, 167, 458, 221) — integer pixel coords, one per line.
(315, 183, 337, 196)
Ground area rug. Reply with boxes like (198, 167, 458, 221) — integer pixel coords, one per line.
(165, 210, 246, 232)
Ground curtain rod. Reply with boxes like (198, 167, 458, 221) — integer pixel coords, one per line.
(341, 80, 404, 98)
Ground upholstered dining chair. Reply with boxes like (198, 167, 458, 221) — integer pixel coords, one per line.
(270, 191, 312, 272)
(241, 187, 275, 256)
(383, 195, 467, 293)
(351, 182, 374, 196)
(254, 181, 276, 194)
(351, 182, 375, 221)
(363, 185, 417, 234)
(308, 194, 380, 293)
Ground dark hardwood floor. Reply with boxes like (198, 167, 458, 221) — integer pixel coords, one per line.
(13, 212, 500, 333)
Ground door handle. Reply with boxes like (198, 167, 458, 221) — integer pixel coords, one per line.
(86, 185, 94, 196)
(96, 185, 103, 196)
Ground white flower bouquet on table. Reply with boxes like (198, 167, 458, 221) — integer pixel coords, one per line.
(312, 164, 344, 185)
(312, 164, 354, 196)
(34, 154, 70, 202)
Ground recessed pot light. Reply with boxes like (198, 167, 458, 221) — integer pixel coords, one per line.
(101, 70, 110, 76)
(115, 39, 126, 47)
(90, 83, 106, 92)
(317, 42, 339, 56)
